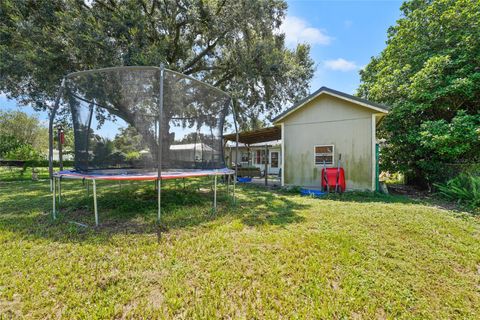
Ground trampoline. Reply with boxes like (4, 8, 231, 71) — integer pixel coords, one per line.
(49, 65, 238, 226)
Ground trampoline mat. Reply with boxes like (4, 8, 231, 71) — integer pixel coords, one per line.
(53, 168, 235, 181)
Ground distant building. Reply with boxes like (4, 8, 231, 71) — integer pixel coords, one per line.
(169, 143, 215, 162)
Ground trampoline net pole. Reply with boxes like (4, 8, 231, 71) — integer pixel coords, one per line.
(233, 99, 239, 205)
(157, 64, 164, 225)
(49, 78, 65, 192)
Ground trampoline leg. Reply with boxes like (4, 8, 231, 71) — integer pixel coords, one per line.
(92, 179, 98, 226)
(58, 177, 62, 207)
(233, 174, 236, 204)
(157, 179, 161, 224)
(213, 174, 217, 213)
(227, 175, 230, 195)
(52, 178, 56, 220)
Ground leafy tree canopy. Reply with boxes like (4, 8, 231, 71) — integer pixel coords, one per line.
(0, 0, 314, 130)
(0, 110, 48, 159)
(358, 0, 480, 186)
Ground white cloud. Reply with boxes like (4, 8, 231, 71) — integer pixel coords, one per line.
(324, 58, 358, 72)
(280, 16, 332, 47)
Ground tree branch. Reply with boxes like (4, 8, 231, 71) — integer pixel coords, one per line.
(213, 72, 234, 87)
(181, 34, 226, 72)
(183, 65, 219, 75)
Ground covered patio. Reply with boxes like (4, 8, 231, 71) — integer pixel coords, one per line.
(224, 126, 282, 187)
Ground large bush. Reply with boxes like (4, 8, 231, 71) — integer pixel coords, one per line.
(0, 110, 48, 160)
(358, 0, 480, 188)
(3, 144, 44, 161)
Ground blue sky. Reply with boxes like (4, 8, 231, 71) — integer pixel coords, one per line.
(283, 0, 403, 93)
(0, 0, 403, 121)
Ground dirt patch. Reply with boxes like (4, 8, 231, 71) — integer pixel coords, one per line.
(0, 293, 22, 318)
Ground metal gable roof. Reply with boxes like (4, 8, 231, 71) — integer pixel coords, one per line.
(272, 86, 389, 123)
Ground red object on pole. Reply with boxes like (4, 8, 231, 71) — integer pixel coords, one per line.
(321, 168, 346, 192)
(60, 131, 65, 145)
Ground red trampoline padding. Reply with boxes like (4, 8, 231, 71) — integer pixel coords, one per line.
(321, 168, 346, 192)
(53, 168, 235, 181)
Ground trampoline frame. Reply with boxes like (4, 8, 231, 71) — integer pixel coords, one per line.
(49, 64, 240, 227)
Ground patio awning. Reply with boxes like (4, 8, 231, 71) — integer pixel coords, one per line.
(224, 126, 281, 145)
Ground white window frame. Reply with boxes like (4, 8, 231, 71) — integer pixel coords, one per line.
(314, 144, 335, 167)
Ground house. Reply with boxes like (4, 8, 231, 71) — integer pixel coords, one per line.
(224, 87, 389, 191)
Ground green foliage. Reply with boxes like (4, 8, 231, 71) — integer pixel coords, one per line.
(435, 174, 480, 212)
(0, 110, 48, 159)
(3, 144, 43, 161)
(113, 126, 144, 154)
(125, 151, 141, 161)
(419, 111, 479, 160)
(0, 0, 314, 129)
(358, 0, 480, 186)
(0, 134, 22, 156)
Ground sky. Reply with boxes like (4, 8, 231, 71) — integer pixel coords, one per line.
(0, 0, 403, 122)
(282, 0, 403, 93)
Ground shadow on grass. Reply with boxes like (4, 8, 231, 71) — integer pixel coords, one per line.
(0, 178, 308, 243)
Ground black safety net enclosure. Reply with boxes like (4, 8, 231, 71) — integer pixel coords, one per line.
(50, 66, 236, 174)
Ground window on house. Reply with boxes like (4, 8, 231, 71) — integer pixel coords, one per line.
(256, 150, 266, 164)
(314, 145, 334, 166)
(241, 152, 249, 162)
(271, 152, 279, 168)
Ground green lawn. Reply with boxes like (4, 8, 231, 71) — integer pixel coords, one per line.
(0, 175, 479, 319)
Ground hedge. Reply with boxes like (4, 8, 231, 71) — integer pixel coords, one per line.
(0, 160, 74, 168)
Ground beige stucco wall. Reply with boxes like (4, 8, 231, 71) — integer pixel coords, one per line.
(280, 94, 375, 191)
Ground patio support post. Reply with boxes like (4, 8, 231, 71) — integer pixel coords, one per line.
(93, 179, 98, 226)
(264, 144, 268, 186)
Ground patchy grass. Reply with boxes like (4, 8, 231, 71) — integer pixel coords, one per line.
(0, 178, 479, 319)
(0, 166, 51, 182)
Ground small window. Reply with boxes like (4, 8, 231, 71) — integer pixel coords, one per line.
(241, 152, 249, 162)
(271, 152, 279, 168)
(256, 150, 266, 164)
(314, 145, 334, 166)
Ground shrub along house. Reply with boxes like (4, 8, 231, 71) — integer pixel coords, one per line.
(225, 87, 389, 191)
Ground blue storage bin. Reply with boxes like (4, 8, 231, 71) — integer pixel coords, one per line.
(300, 188, 326, 197)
